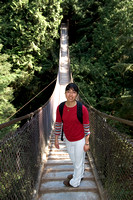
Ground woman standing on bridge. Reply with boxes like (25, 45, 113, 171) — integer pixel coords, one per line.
(54, 83, 90, 188)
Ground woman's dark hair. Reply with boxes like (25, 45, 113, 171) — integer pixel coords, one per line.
(65, 83, 79, 94)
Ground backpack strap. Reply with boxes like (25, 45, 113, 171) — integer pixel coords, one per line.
(59, 101, 65, 141)
(59, 101, 66, 120)
(77, 101, 83, 124)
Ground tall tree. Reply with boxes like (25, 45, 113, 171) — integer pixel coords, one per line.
(62, 0, 133, 121)
(0, 44, 18, 138)
(0, 44, 16, 122)
(0, 0, 63, 117)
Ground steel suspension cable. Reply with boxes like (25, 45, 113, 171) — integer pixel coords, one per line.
(6, 78, 57, 121)
(78, 88, 91, 105)
(73, 81, 91, 105)
(74, 81, 133, 127)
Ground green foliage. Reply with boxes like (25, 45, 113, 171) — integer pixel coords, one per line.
(0, 0, 63, 120)
(0, 0, 63, 138)
(0, 0, 62, 72)
(0, 44, 16, 123)
(0, 44, 18, 139)
(63, 0, 133, 122)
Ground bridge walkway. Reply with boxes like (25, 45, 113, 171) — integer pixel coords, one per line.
(37, 133, 102, 200)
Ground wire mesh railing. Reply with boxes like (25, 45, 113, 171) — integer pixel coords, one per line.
(0, 114, 39, 200)
(88, 106, 133, 200)
(0, 103, 53, 200)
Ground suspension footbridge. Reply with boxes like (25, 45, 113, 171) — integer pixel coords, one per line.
(37, 23, 103, 200)
(0, 23, 132, 200)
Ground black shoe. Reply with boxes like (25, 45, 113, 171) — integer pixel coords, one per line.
(63, 179, 72, 187)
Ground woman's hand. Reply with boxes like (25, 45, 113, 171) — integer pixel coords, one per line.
(84, 143, 90, 152)
(55, 140, 60, 149)
(84, 135, 90, 152)
(55, 135, 60, 149)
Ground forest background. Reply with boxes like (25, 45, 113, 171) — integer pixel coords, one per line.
(0, 0, 133, 139)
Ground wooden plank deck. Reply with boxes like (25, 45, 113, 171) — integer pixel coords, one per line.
(37, 133, 102, 200)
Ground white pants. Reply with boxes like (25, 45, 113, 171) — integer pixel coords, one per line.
(65, 137, 85, 187)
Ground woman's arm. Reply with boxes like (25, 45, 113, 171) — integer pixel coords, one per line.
(84, 134, 90, 152)
(54, 106, 62, 149)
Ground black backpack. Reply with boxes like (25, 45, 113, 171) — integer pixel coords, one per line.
(59, 101, 83, 141)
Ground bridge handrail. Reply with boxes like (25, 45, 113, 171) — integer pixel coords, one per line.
(0, 102, 133, 131)
(89, 105, 133, 127)
(0, 100, 49, 130)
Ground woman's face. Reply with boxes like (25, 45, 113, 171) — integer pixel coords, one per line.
(65, 88, 78, 102)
